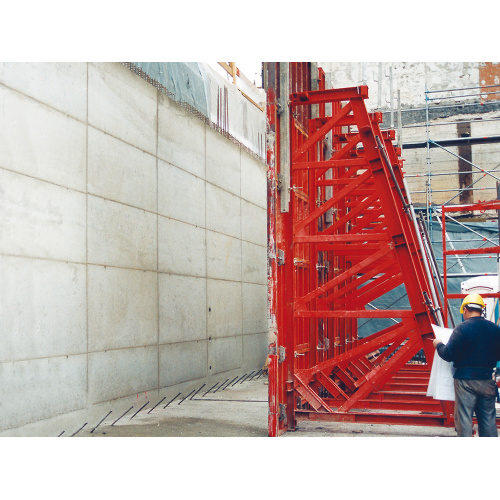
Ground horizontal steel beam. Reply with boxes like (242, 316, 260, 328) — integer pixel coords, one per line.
(295, 410, 449, 427)
(290, 86, 369, 105)
(403, 135, 500, 149)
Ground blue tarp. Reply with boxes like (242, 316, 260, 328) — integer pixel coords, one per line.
(133, 62, 210, 118)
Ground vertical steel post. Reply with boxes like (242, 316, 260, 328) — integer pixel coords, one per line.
(279, 62, 291, 213)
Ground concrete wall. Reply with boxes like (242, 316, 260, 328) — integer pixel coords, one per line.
(319, 62, 496, 112)
(0, 62, 268, 435)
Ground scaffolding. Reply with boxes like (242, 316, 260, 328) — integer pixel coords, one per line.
(401, 83, 500, 325)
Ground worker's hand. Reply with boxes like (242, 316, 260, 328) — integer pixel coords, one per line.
(432, 339, 442, 348)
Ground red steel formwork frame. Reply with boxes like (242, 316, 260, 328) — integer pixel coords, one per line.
(266, 64, 453, 437)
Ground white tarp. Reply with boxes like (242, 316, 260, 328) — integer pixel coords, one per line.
(427, 324, 456, 401)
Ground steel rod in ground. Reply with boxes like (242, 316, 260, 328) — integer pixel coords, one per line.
(222, 377, 238, 390)
(238, 373, 251, 384)
(58, 431, 65, 437)
(71, 423, 87, 437)
(147, 397, 166, 414)
(232, 374, 247, 386)
(202, 383, 219, 397)
(256, 369, 266, 379)
(190, 384, 206, 400)
(213, 379, 229, 393)
(250, 369, 262, 380)
(91, 411, 112, 433)
(112, 406, 133, 426)
(178, 390, 195, 404)
(130, 402, 149, 419)
(240, 371, 255, 383)
(164, 393, 181, 408)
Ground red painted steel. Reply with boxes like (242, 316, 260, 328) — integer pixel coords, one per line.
(266, 66, 455, 435)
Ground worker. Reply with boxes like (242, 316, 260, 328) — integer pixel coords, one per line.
(433, 293, 500, 437)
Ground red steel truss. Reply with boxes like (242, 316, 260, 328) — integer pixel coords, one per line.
(266, 64, 454, 437)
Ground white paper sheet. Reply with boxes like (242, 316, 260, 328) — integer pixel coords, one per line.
(426, 324, 456, 401)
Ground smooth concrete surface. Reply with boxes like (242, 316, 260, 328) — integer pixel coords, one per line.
(157, 92, 207, 178)
(88, 63, 158, 156)
(87, 266, 159, 351)
(158, 160, 206, 226)
(158, 217, 206, 277)
(242, 241, 267, 284)
(241, 151, 267, 209)
(0, 62, 268, 435)
(88, 127, 158, 212)
(243, 283, 268, 334)
(242, 199, 267, 244)
(159, 274, 206, 343)
(160, 340, 208, 386)
(0, 84, 87, 191)
(205, 183, 242, 238)
(0, 169, 87, 262)
(87, 195, 158, 270)
(0, 256, 87, 362)
(207, 279, 243, 338)
(0, 62, 88, 122)
(242, 333, 268, 369)
(208, 336, 244, 374)
(1, 355, 88, 431)
(206, 127, 241, 196)
(207, 231, 242, 281)
(88, 347, 159, 405)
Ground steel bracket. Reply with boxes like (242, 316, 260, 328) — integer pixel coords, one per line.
(277, 173, 284, 191)
(317, 338, 330, 351)
(279, 403, 287, 423)
(278, 346, 286, 363)
(268, 344, 285, 364)
(277, 249, 285, 266)
(277, 98, 289, 116)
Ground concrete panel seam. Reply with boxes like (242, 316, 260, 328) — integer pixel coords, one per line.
(205, 113, 209, 377)
(86, 60, 90, 408)
(0, 252, 87, 267)
(159, 338, 208, 347)
(0, 351, 93, 364)
(159, 158, 266, 212)
(156, 82, 161, 392)
(0, 81, 87, 125)
(0, 165, 87, 197)
(158, 214, 266, 249)
(87, 343, 162, 354)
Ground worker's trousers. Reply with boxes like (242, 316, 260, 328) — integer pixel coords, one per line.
(454, 378, 498, 437)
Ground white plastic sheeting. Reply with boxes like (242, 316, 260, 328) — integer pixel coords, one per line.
(427, 324, 456, 401)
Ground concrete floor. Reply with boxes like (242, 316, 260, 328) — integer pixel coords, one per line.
(79, 374, 464, 438)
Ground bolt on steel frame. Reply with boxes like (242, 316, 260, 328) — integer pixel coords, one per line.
(266, 63, 455, 437)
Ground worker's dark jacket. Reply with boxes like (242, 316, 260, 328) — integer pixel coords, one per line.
(436, 316, 500, 380)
